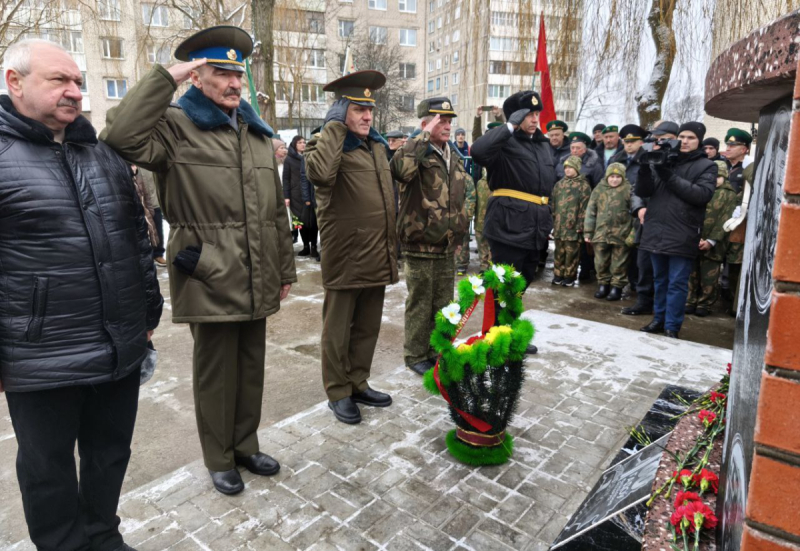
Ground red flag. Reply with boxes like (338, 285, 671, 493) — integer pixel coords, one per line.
(535, 13, 557, 129)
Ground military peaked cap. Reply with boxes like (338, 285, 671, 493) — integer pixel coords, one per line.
(568, 132, 592, 146)
(602, 125, 619, 134)
(323, 70, 386, 107)
(619, 124, 646, 142)
(546, 120, 568, 132)
(417, 97, 457, 118)
(725, 128, 753, 147)
(175, 25, 253, 73)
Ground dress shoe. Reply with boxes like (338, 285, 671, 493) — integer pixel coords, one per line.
(640, 320, 665, 334)
(408, 359, 435, 375)
(561, 278, 575, 287)
(594, 284, 610, 299)
(329, 397, 361, 424)
(297, 245, 311, 257)
(685, 304, 696, 315)
(154, 256, 167, 267)
(235, 452, 280, 476)
(525, 344, 538, 355)
(552, 276, 564, 285)
(665, 330, 680, 339)
(209, 468, 244, 495)
(695, 307, 710, 318)
(621, 301, 653, 315)
(606, 287, 623, 301)
(351, 388, 392, 407)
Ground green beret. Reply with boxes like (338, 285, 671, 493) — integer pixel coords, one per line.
(417, 96, 456, 118)
(563, 155, 582, 172)
(715, 160, 729, 180)
(605, 163, 626, 178)
(602, 125, 619, 134)
(725, 128, 752, 147)
(546, 120, 568, 133)
(487, 122, 504, 130)
(569, 132, 592, 146)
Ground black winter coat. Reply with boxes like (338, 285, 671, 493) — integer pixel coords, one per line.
(551, 142, 571, 167)
(637, 148, 717, 259)
(282, 147, 306, 217)
(0, 99, 163, 392)
(471, 125, 556, 250)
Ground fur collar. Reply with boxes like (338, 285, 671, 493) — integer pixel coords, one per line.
(177, 86, 273, 138)
(0, 95, 97, 146)
(342, 126, 389, 153)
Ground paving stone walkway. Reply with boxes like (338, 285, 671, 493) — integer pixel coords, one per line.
(7, 312, 730, 551)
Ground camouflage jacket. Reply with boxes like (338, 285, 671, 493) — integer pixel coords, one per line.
(391, 130, 471, 254)
(703, 179, 738, 262)
(475, 168, 491, 232)
(584, 178, 634, 246)
(551, 175, 591, 241)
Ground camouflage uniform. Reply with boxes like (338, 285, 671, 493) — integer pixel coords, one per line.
(455, 175, 476, 273)
(551, 157, 591, 279)
(391, 107, 470, 368)
(475, 171, 493, 270)
(724, 163, 753, 312)
(583, 163, 634, 288)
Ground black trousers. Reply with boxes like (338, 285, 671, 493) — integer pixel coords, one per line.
(579, 242, 594, 279)
(5, 369, 140, 551)
(487, 239, 538, 289)
(152, 207, 165, 258)
(636, 247, 655, 305)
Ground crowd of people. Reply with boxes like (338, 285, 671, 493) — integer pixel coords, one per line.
(0, 24, 753, 551)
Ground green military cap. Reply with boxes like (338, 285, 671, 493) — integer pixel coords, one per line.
(602, 125, 619, 134)
(175, 25, 254, 73)
(569, 132, 592, 146)
(386, 130, 404, 139)
(605, 162, 626, 178)
(563, 155, 582, 172)
(417, 97, 457, 118)
(619, 124, 646, 142)
(323, 70, 386, 107)
(725, 128, 753, 147)
(715, 160, 729, 180)
(487, 122, 504, 130)
(546, 120, 568, 132)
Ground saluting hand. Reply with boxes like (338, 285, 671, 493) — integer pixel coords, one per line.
(167, 58, 208, 85)
(422, 114, 441, 133)
(508, 109, 530, 129)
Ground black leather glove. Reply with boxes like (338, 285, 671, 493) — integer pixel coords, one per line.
(172, 245, 202, 276)
(325, 98, 350, 124)
(508, 108, 531, 127)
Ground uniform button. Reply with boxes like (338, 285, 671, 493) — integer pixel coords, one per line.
(98, 261, 103, 267)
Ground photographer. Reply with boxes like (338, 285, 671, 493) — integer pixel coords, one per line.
(636, 122, 717, 339)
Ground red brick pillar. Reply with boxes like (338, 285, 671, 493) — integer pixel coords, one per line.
(741, 61, 800, 551)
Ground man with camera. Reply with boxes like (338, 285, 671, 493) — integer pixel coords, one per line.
(636, 122, 717, 338)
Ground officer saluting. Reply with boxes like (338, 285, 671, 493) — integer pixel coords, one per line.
(304, 71, 398, 425)
(101, 26, 297, 495)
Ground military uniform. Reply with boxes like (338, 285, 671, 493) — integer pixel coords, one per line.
(584, 163, 634, 291)
(551, 155, 591, 283)
(304, 71, 398, 415)
(101, 27, 297, 480)
(456, 175, 476, 274)
(687, 161, 739, 312)
(722, 128, 753, 312)
(547, 120, 572, 167)
(391, 97, 470, 372)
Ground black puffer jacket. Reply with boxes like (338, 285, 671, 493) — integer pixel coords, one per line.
(282, 147, 306, 218)
(0, 98, 163, 392)
(471, 124, 556, 251)
(637, 148, 717, 259)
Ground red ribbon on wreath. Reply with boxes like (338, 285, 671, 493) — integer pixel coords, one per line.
(433, 288, 496, 433)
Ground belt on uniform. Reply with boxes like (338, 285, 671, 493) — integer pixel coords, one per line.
(492, 189, 549, 205)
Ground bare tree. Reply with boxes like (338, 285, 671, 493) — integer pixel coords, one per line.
(251, 0, 276, 122)
(663, 93, 704, 123)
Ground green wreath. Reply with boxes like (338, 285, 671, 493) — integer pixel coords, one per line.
(422, 264, 535, 465)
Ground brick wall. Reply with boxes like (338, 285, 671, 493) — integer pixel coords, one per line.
(742, 58, 800, 551)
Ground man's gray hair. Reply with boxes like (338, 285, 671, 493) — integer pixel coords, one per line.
(5, 38, 68, 77)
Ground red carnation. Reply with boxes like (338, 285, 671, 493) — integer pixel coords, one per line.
(710, 391, 727, 404)
(698, 410, 717, 427)
(688, 500, 718, 531)
(673, 468, 696, 489)
(670, 505, 694, 535)
(727, 362, 732, 374)
(674, 490, 702, 508)
(694, 468, 719, 494)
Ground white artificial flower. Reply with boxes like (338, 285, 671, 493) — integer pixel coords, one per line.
(468, 275, 485, 295)
(442, 303, 461, 325)
(512, 270, 521, 278)
(492, 265, 506, 283)
(499, 301, 507, 308)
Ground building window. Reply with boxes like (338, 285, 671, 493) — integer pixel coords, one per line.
(427, 79, 433, 92)
(147, 43, 171, 64)
(452, 50, 459, 63)
(437, 16, 442, 28)
(308, 12, 324, 34)
(489, 37, 517, 51)
(428, 20, 434, 34)
(66, 31, 83, 53)
(302, 83, 325, 103)
(429, 0, 434, 12)
(97, 0, 120, 21)
(399, 62, 416, 79)
(276, 82, 293, 102)
(443, 75, 448, 88)
(452, 29, 459, 42)
(491, 11, 518, 26)
(142, 4, 169, 26)
(80, 71, 88, 93)
(398, 0, 416, 12)
(101, 37, 124, 59)
(429, 42, 435, 52)
(399, 28, 417, 46)
(105, 78, 127, 99)
(369, 26, 388, 44)
(444, 35, 449, 46)
(435, 77, 440, 90)
(338, 20, 355, 38)
(428, 60, 434, 73)
(488, 84, 510, 98)
(452, 72, 459, 84)
(444, 55, 449, 68)
(436, 58, 441, 69)
(368, 0, 387, 9)
(451, 93, 458, 105)
(399, 95, 415, 111)
(181, 6, 198, 29)
(308, 49, 326, 68)
(455, 4, 460, 18)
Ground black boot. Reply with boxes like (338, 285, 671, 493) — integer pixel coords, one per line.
(209, 468, 244, 495)
(311, 245, 320, 261)
(640, 319, 665, 334)
(594, 284, 610, 299)
(525, 344, 538, 355)
(664, 330, 680, 339)
(606, 287, 623, 301)
(561, 278, 575, 287)
(621, 298, 653, 315)
(685, 304, 696, 315)
(695, 307, 710, 317)
(552, 276, 564, 285)
(297, 244, 311, 257)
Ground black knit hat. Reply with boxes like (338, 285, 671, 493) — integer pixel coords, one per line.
(592, 123, 605, 133)
(703, 137, 720, 150)
(678, 122, 706, 142)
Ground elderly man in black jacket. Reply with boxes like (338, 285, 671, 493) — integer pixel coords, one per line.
(637, 122, 716, 338)
(471, 90, 556, 354)
(0, 39, 162, 551)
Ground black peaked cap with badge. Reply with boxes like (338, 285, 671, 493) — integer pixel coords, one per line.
(619, 124, 647, 142)
(502, 90, 543, 120)
(175, 25, 254, 73)
(323, 70, 387, 107)
(417, 97, 457, 118)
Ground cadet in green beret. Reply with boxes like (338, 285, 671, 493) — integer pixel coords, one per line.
(551, 155, 591, 286)
(547, 120, 571, 167)
(391, 97, 471, 375)
(599, 125, 623, 167)
(723, 128, 752, 193)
